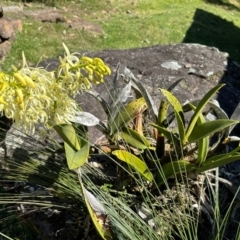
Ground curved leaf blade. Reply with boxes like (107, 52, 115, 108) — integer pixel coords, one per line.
(112, 150, 153, 181)
(120, 127, 151, 150)
(185, 84, 225, 142)
(188, 103, 209, 166)
(74, 111, 100, 126)
(151, 123, 180, 146)
(188, 119, 239, 143)
(54, 124, 80, 151)
(110, 97, 147, 135)
(196, 153, 240, 173)
(159, 88, 185, 143)
(64, 140, 89, 169)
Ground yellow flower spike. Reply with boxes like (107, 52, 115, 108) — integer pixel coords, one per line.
(93, 58, 104, 65)
(94, 72, 104, 83)
(14, 72, 27, 87)
(103, 65, 111, 75)
(80, 56, 93, 64)
(75, 71, 83, 84)
(23, 75, 35, 88)
(15, 88, 24, 104)
(86, 64, 96, 71)
(88, 74, 94, 82)
(19, 102, 24, 110)
(84, 66, 94, 75)
(66, 58, 75, 68)
(0, 95, 7, 105)
(0, 82, 9, 92)
(97, 64, 111, 75)
(83, 77, 92, 90)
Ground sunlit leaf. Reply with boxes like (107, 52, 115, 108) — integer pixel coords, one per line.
(157, 99, 169, 126)
(110, 97, 147, 135)
(185, 84, 225, 143)
(196, 152, 240, 173)
(159, 88, 185, 143)
(188, 103, 209, 166)
(54, 124, 80, 151)
(74, 111, 100, 126)
(229, 101, 240, 134)
(64, 140, 89, 169)
(112, 150, 153, 181)
(188, 119, 239, 143)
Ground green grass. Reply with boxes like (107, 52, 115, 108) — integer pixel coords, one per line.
(1, 0, 240, 72)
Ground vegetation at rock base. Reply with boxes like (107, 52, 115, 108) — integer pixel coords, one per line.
(0, 0, 240, 239)
(0, 44, 240, 239)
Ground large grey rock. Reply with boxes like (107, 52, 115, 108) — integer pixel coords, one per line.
(39, 43, 240, 143)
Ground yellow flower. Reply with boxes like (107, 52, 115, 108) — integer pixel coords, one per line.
(0, 44, 111, 134)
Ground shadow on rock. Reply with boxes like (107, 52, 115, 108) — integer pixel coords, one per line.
(183, 8, 240, 62)
(203, 0, 240, 11)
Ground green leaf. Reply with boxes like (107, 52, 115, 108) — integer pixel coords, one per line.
(188, 103, 209, 166)
(64, 140, 90, 169)
(185, 84, 225, 143)
(112, 150, 153, 181)
(54, 124, 80, 151)
(159, 88, 185, 143)
(157, 99, 169, 126)
(156, 160, 196, 186)
(120, 127, 151, 150)
(196, 152, 240, 173)
(151, 123, 180, 146)
(188, 119, 239, 143)
(110, 97, 147, 135)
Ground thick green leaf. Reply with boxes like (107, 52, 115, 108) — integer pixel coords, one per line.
(112, 150, 153, 181)
(64, 140, 90, 169)
(151, 123, 180, 146)
(156, 160, 196, 186)
(157, 99, 169, 126)
(188, 103, 209, 166)
(54, 124, 80, 151)
(159, 88, 185, 143)
(120, 127, 151, 150)
(185, 84, 225, 143)
(110, 97, 147, 135)
(196, 152, 240, 173)
(188, 119, 239, 143)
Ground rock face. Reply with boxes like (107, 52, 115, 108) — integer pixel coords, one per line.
(0, 6, 23, 64)
(39, 43, 240, 141)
